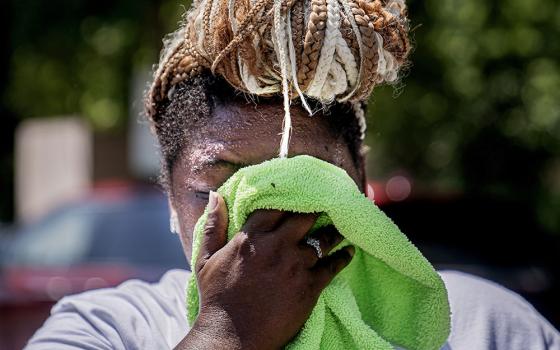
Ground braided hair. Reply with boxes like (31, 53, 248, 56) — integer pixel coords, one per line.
(146, 0, 411, 158)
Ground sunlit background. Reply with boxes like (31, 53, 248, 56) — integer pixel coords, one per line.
(1, 0, 559, 348)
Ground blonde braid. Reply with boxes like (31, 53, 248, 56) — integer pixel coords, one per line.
(147, 0, 411, 155)
(202, 0, 215, 57)
(306, 0, 339, 99)
(340, 10, 360, 63)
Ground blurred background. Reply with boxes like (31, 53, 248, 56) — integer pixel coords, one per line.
(0, 0, 559, 348)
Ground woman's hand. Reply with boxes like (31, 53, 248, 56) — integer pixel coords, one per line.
(175, 191, 354, 350)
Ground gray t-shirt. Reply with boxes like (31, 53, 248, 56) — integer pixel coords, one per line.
(26, 270, 560, 350)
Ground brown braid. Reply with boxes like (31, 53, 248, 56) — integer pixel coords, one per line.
(202, 0, 215, 57)
(349, 0, 380, 100)
(297, 0, 327, 89)
(373, 9, 409, 63)
(340, 13, 360, 67)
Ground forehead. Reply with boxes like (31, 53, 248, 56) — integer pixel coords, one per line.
(175, 100, 361, 181)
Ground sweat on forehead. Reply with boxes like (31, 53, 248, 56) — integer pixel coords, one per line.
(185, 106, 345, 159)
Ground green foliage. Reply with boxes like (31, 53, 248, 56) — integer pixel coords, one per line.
(6, 0, 186, 129)
(366, 0, 560, 233)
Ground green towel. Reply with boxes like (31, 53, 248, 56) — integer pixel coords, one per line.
(187, 155, 450, 350)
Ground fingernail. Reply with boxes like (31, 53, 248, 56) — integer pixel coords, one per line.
(208, 191, 219, 211)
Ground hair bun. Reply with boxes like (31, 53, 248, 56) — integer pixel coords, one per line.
(147, 0, 410, 156)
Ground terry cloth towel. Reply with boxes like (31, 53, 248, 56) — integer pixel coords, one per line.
(187, 155, 450, 350)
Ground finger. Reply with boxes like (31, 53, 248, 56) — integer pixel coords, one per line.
(196, 191, 228, 274)
(312, 246, 355, 291)
(242, 209, 287, 234)
(308, 225, 344, 256)
(277, 212, 317, 242)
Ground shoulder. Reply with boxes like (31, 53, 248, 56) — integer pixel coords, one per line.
(439, 270, 560, 350)
(26, 269, 192, 350)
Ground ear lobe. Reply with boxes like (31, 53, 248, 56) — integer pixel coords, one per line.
(168, 199, 179, 221)
(168, 200, 181, 235)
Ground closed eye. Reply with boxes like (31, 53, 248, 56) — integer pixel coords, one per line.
(195, 191, 210, 200)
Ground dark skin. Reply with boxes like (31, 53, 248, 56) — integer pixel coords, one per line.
(170, 100, 367, 349)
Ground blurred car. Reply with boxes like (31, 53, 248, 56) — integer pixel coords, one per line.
(0, 184, 187, 349)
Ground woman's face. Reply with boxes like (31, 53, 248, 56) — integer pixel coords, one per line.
(169, 101, 365, 262)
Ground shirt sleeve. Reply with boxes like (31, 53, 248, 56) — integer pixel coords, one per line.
(24, 297, 115, 350)
(440, 270, 560, 350)
(25, 270, 191, 350)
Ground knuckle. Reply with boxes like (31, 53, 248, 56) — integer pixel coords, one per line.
(203, 220, 217, 236)
(204, 213, 226, 237)
(195, 260, 205, 274)
(197, 264, 207, 278)
(235, 233, 257, 260)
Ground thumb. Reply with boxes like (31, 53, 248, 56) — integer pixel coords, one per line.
(196, 191, 228, 274)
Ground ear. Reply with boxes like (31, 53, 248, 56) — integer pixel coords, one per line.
(168, 198, 177, 216)
(168, 198, 181, 235)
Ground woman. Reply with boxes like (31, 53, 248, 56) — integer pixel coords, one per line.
(28, 0, 559, 349)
